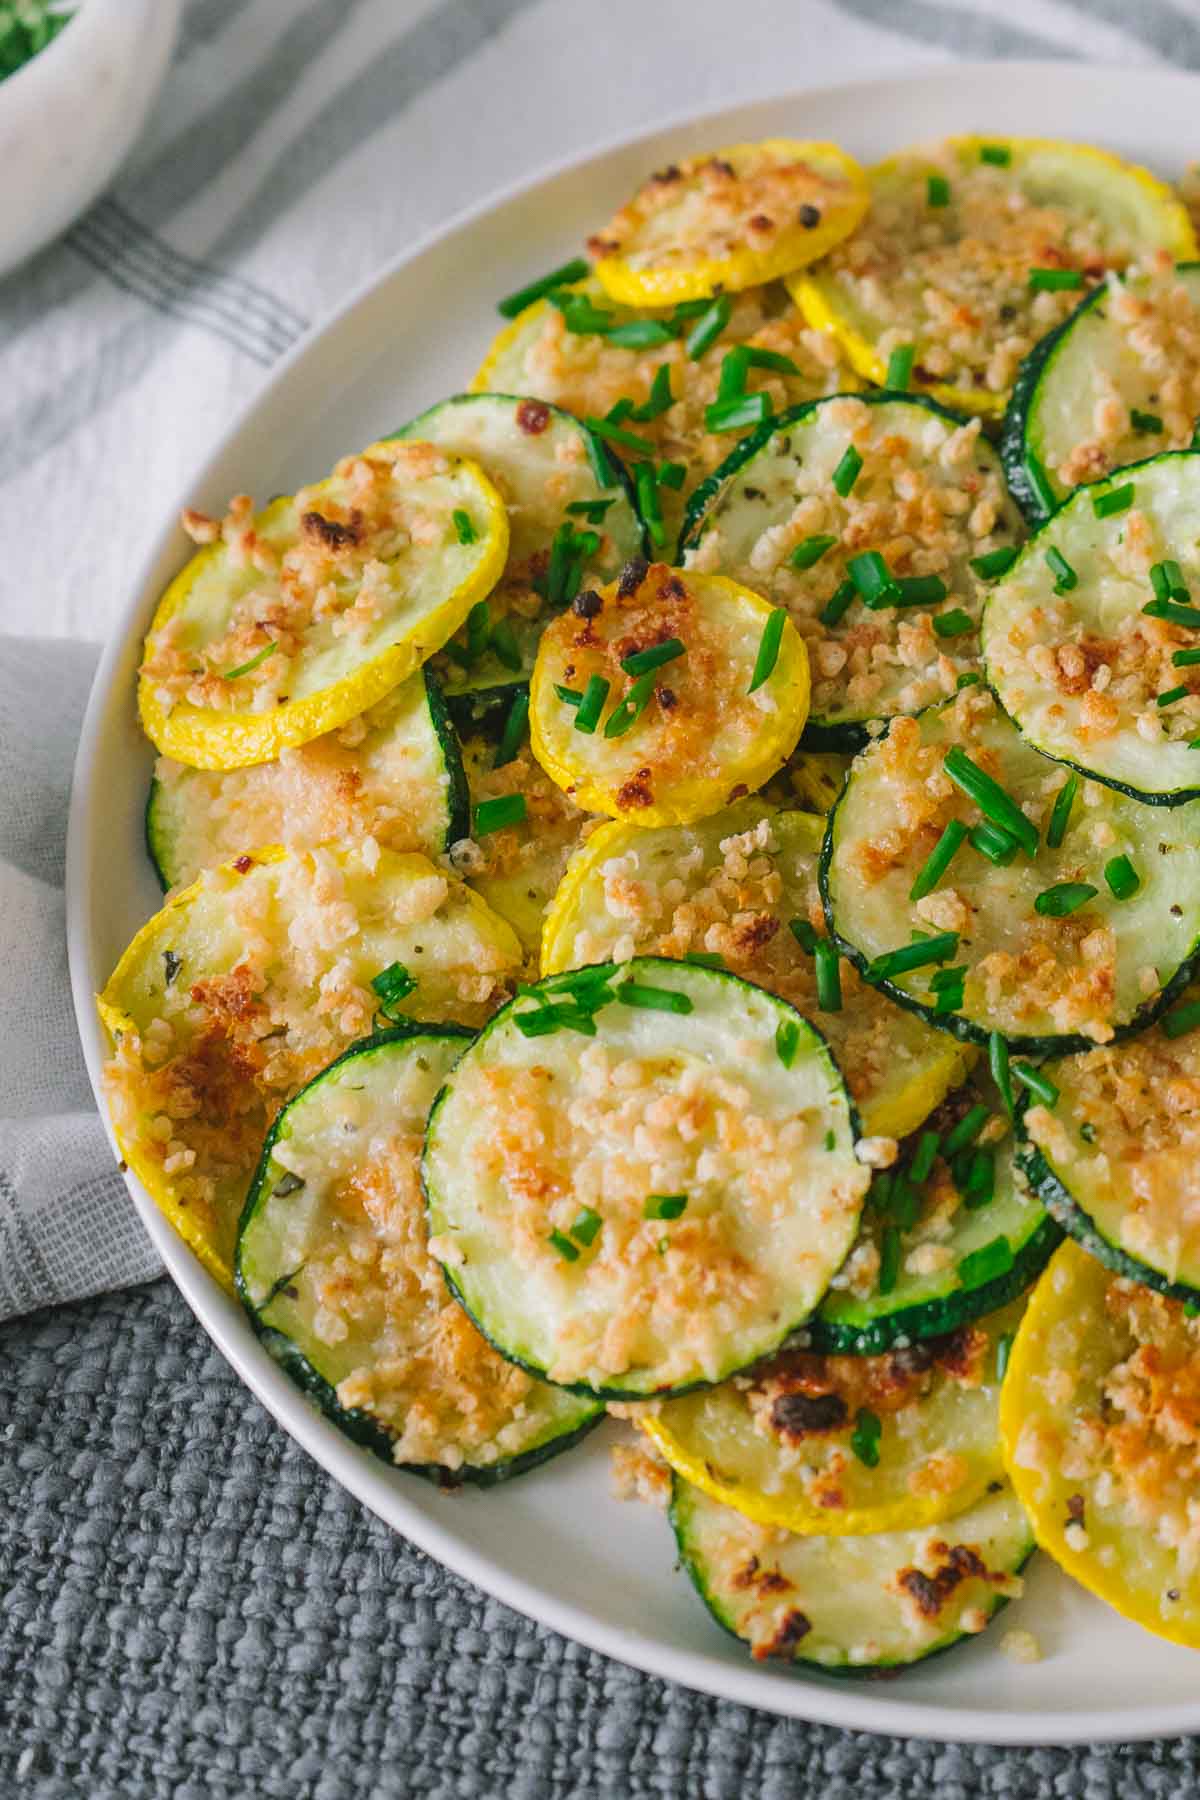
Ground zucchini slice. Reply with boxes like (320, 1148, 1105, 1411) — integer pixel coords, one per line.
(783, 749, 850, 814)
(391, 394, 645, 700)
(145, 668, 467, 890)
(588, 140, 868, 307)
(1017, 989, 1200, 1296)
(138, 441, 508, 771)
(540, 801, 971, 1141)
(791, 136, 1195, 417)
(98, 845, 522, 1289)
(644, 1296, 1022, 1538)
(678, 394, 1023, 748)
(422, 956, 869, 1399)
(814, 1076, 1059, 1355)
(456, 731, 589, 960)
(529, 560, 809, 826)
(983, 451, 1200, 805)
(822, 684, 1200, 1053)
(671, 1477, 1032, 1671)
(236, 1027, 600, 1483)
(1001, 1240, 1200, 1649)
(473, 279, 851, 543)
(1003, 263, 1200, 523)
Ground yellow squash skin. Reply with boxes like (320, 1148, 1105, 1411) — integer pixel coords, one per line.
(138, 451, 509, 771)
(591, 139, 868, 307)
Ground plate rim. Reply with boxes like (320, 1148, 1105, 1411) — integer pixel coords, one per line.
(65, 58, 1200, 1746)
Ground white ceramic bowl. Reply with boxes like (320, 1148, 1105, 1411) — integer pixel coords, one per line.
(0, 0, 180, 277)
(68, 61, 1200, 1744)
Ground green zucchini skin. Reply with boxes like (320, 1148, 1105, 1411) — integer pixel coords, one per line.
(236, 1024, 602, 1485)
(1014, 1137, 1200, 1310)
(999, 285, 1105, 526)
(144, 776, 171, 894)
(444, 679, 528, 742)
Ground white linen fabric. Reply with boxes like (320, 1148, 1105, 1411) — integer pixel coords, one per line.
(0, 0, 1192, 1319)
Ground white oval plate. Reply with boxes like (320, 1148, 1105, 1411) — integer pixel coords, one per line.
(67, 62, 1200, 1744)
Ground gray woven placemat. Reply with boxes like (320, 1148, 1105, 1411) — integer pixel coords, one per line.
(1, 1281, 1197, 1798)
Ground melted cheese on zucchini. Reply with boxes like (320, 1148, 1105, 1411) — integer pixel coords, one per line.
(793, 136, 1196, 414)
(588, 140, 868, 306)
(99, 845, 522, 1288)
(138, 440, 507, 770)
(237, 1029, 598, 1477)
(422, 957, 868, 1397)
(1002, 1241, 1200, 1649)
(529, 561, 808, 825)
(540, 800, 970, 1140)
(825, 685, 1200, 1051)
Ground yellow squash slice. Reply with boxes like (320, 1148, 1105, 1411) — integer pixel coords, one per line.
(540, 800, 970, 1139)
(529, 561, 808, 826)
(138, 440, 508, 770)
(791, 136, 1196, 416)
(588, 140, 868, 307)
(98, 844, 521, 1289)
(645, 1296, 1021, 1537)
(1001, 1240, 1200, 1650)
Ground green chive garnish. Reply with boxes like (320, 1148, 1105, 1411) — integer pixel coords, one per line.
(742, 347, 802, 376)
(1093, 483, 1133, 519)
(1046, 547, 1077, 593)
(962, 1147, 996, 1210)
(789, 917, 818, 953)
(1029, 267, 1084, 293)
(927, 172, 951, 206)
(569, 1207, 602, 1249)
(943, 1105, 991, 1161)
(550, 291, 616, 335)
(475, 793, 526, 836)
(1163, 999, 1200, 1039)
(603, 669, 657, 739)
(958, 1236, 1014, 1289)
(684, 951, 726, 969)
(685, 295, 732, 360)
(980, 144, 1011, 165)
(969, 820, 1017, 866)
(636, 462, 665, 547)
(617, 981, 693, 1015)
(704, 392, 771, 434)
(606, 397, 634, 426)
(1013, 1063, 1059, 1108)
(1104, 854, 1140, 900)
(371, 962, 417, 1017)
(1045, 774, 1078, 850)
(933, 608, 974, 638)
(1144, 599, 1200, 629)
(970, 546, 1019, 580)
(622, 637, 685, 678)
(1131, 408, 1163, 435)
(452, 508, 477, 545)
(790, 534, 839, 571)
(775, 1018, 801, 1068)
(832, 444, 863, 497)
(867, 932, 958, 983)
(1173, 648, 1200, 667)
(498, 257, 590, 317)
(1158, 685, 1189, 708)
(489, 617, 523, 672)
(586, 416, 657, 457)
(566, 497, 615, 522)
(847, 550, 898, 607)
(943, 747, 1038, 857)
(630, 364, 674, 421)
(995, 1332, 1014, 1382)
(494, 688, 530, 768)
(548, 1228, 580, 1262)
(879, 1226, 901, 1295)
(889, 1174, 920, 1233)
(606, 319, 676, 349)
(1151, 559, 1189, 603)
(221, 641, 276, 681)
(886, 344, 916, 390)
(814, 940, 843, 1011)
(910, 1130, 941, 1184)
(989, 1030, 1014, 1120)
(555, 684, 583, 707)
(909, 819, 968, 902)
(644, 1193, 688, 1221)
(1034, 881, 1098, 917)
(820, 579, 857, 628)
(849, 1408, 882, 1468)
(893, 574, 949, 607)
(748, 608, 787, 693)
(717, 345, 751, 400)
(573, 674, 610, 735)
(656, 460, 686, 489)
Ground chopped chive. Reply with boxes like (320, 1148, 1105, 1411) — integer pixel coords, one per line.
(1158, 685, 1190, 708)
(1163, 999, 1200, 1039)
(497, 257, 590, 317)
(555, 683, 583, 707)
(933, 608, 974, 638)
(824, 1129, 837, 1152)
(867, 932, 959, 983)
(656, 460, 686, 489)
(605, 319, 676, 349)
(743, 347, 802, 376)
(603, 669, 657, 739)
(832, 443, 863, 497)
(475, 793, 526, 836)
(893, 574, 949, 607)
(962, 1147, 996, 1210)
(685, 295, 732, 359)
(909, 819, 968, 902)
(814, 940, 843, 1011)
(958, 1236, 1014, 1289)
(1092, 482, 1134, 519)
(943, 1104, 991, 1160)
(570, 1206, 603, 1247)
(630, 364, 674, 421)
(1034, 881, 1098, 917)
(606, 397, 634, 425)
(886, 343, 916, 390)
(670, 300, 713, 323)
(995, 1332, 1014, 1382)
(1029, 267, 1084, 293)
(1131, 408, 1163, 434)
(452, 508, 477, 545)
(910, 1130, 941, 1184)
(566, 497, 615, 522)
(790, 533, 839, 571)
(847, 550, 899, 607)
(971, 545, 1019, 580)
(644, 1193, 688, 1221)
(789, 917, 819, 953)
(717, 345, 751, 400)
(1151, 559, 1188, 603)
(820, 579, 857, 628)
(621, 637, 685, 677)
(617, 981, 693, 1014)
(927, 173, 951, 207)
(573, 673, 610, 734)
(221, 641, 276, 681)
(1144, 599, 1200, 629)
(515, 1004, 598, 1039)
(1025, 454, 1058, 519)
(466, 600, 491, 662)
(704, 392, 772, 434)
(684, 951, 726, 969)
(585, 416, 657, 457)
(1045, 546, 1077, 593)
(547, 1228, 580, 1262)
(933, 974, 966, 1015)
(748, 607, 788, 693)
(980, 144, 1011, 166)
(1045, 773, 1078, 850)
(870, 1172, 894, 1214)
(775, 1018, 801, 1068)
(493, 688, 530, 767)
(489, 617, 523, 673)
(371, 962, 417, 1018)
(1104, 854, 1140, 900)
(550, 291, 617, 335)
(635, 462, 666, 547)
(879, 1226, 902, 1295)
(943, 747, 1039, 857)
(989, 1031, 1014, 1120)
(1013, 1063, 1059, 1108)
(1174, 648, 1200, 667)
(850, 1408, 882, 1468)
(522, 964, 616, 999)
